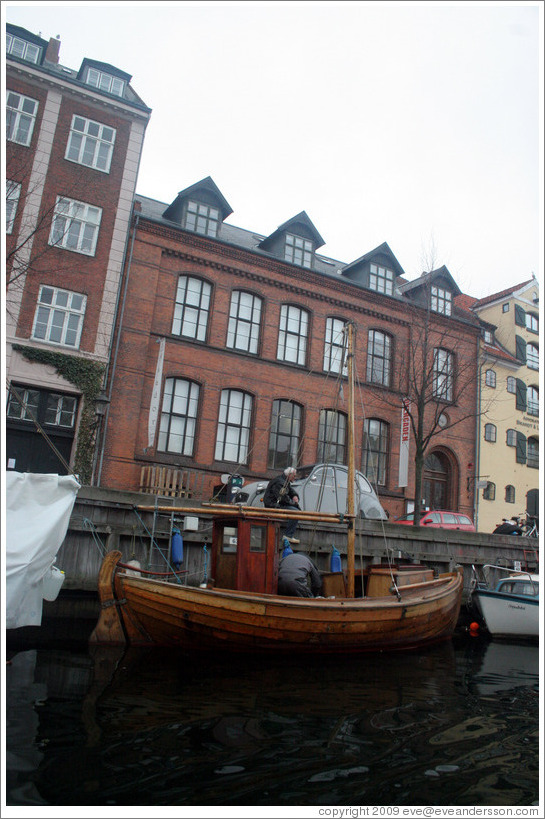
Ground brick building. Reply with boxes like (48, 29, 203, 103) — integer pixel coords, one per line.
(96, 177, 481, 520)
(5, 24, 151, 481)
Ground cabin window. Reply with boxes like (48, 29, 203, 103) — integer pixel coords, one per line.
(432, 348, 454, 401)
(277, 305, 309, 366)
(249, 525, 266, 552)
(323, 317, 347, 374)
(157, 378, 200, 456)
(362, 418, 389, 486)
(222, 526, 238, 553)
(172, 275, 211, 341)
(215, 389, 252, 464)
(226, 290, 262, 354)
(366, 330, 391, 387)
(268, 400, 302, 470)
(317, 409, 346, 464)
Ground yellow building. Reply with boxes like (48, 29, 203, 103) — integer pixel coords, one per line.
(471, 278, 540, 534)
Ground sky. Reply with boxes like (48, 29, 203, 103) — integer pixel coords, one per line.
(4, 0, 543, 299)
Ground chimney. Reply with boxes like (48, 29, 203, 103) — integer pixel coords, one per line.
(45, 36, 61, 64)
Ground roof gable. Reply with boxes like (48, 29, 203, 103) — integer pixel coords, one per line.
(399, 265, 462, 297)
(341, 241, 406, 278)
(162, 176, 233, 223)
(258, 211, 325, 251)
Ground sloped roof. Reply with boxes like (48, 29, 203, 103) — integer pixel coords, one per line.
(398, 265, 462, 297)
(472, 278, 536, 309)
(162, 176, 233, 222)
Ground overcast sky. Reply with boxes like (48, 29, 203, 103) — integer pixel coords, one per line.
(5, 1, 543, 298)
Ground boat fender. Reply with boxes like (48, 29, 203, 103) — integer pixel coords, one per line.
(330, 545, 342, 573)
(171, 528, 184, 568)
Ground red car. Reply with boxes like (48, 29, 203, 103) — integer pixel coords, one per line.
(395, 510, 476, 531)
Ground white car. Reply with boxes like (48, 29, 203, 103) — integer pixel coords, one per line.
(235, 463, 388, 520)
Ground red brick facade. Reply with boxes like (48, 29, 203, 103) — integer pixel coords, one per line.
(99, 211, 480, 520)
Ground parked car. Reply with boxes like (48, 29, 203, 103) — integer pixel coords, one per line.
(235, 463, 388, 520)
(395, 510, 476, 531)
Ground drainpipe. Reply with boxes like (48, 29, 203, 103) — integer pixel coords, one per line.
(95, 211, 140, 486)
(474, 346, 483, 531)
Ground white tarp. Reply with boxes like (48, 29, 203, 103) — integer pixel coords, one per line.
(5, 472, 80, 629)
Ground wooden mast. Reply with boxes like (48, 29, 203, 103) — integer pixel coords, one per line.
(346, 321, 356, 598)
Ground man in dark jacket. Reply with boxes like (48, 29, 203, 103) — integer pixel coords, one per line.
(263, 467, 300, 543)
(278, 551, 322, 598)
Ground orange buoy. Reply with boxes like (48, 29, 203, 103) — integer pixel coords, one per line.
(469, 621, 480, 635)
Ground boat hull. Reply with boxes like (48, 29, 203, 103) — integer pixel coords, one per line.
(472, 589, 539, 640)
(102, 565, 464, 653)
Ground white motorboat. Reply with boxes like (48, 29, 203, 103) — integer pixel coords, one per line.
(471, 564, 539, 640)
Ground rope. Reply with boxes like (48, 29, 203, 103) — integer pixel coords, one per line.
(117, 561, 188, 577)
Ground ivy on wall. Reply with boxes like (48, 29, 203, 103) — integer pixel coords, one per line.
(13, 345, 105, 484)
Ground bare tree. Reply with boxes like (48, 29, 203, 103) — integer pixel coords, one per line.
(364, 244, 484, 525)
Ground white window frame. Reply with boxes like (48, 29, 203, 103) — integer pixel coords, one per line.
(65, 115, 116, 173)
(215, 389, 252, 464)
(285, 233, 313, 268)
(184, 200, 220, 237)
(526, 313, 538, 333)
(49, 196, 102, 255)
(431, 286, 452, 316)
(277, 304, 309, 365)
(85, 67, 125, 96)
(172, 275, 211, 341)
(45, 394, 78, 428)
(485, 369, 496, 388)
(527, 343, 539, 370)
(6, 181, 21, 234)
(157, 378, 200, 456)
(31, 285, 86, 348)
(369, 263, 394, 295)
(484, 423, 497, 443)
(7, 33, 41, 63)
(226, 290, 262, 354)
(6, 90, 38, 146)
(506, 376, 516, 394)
(366, 329, 391, 386)
(527, 386, 539, 417)
(324, 318, 348, 374)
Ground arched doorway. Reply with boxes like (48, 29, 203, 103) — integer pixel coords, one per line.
(423, 449, 457, 510)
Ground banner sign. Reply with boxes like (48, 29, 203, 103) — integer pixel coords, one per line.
(398, 399, 411, 487)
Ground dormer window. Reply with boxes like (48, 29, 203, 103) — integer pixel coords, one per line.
(7, 33, 41, 63)
(184, 201, 220, 237)
(369, 263, 394, 295)
(431, 285, 452, 315)
(85, 67, 124, 96)
(285, 234, 313, 268)
(483, 330, 494, 344)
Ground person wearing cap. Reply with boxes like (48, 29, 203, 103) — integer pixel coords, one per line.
(263, 466, 300, 543)
(278, 550, 322, 598)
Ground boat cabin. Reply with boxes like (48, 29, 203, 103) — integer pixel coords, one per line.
(209, 511, 437, 598)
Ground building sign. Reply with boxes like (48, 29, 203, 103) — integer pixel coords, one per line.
(398, 399, 411, 487)
(148, 337, 165, 448)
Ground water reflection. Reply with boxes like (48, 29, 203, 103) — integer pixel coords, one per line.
(5, 637, 539, 808)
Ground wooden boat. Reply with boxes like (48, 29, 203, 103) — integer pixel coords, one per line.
(90, 322, 463, 653)
(471, 564, 539, 640)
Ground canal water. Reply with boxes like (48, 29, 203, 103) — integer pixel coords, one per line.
(3, 633, 541, 813)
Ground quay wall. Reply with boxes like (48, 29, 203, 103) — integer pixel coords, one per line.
(57, 486, 539, 597)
